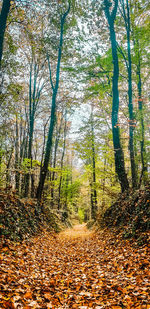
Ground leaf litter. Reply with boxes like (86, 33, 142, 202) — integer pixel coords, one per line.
(0, 224, 149, 308)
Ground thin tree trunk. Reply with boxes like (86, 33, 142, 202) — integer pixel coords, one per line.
(15, 116, 20, 193)
(6, 146, 13, 189)
(136, 48, 148, 186)
(104, 0, 129, 192)
(58, 111, 67, 209)
(89, 181, 94, 220)
(126, 0, 137, 188)
(36, 4, 70, 201)
(20, 124, 27, 197)
(0, 0, 11, 68)
(121, 0, 137, 187)
(91, 106, 97, 220)
(24, 63, 35, 197)
(132, 17, 148, 186)
(64, 170, 69, 210)
(51, 112, 64, 207)
(102, 156, 106, 211)
(21, 136, 28, 196)
(24, 61, 44, 197)
(37, 91, 57, 200)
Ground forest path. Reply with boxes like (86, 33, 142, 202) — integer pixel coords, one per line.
(0, 225, 149, 308)
(58, 223, 93, 239)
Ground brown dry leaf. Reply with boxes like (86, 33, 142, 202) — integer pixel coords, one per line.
(0, 225, 149, 308)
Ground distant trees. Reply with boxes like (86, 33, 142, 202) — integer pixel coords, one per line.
(74, 104, 98, 220)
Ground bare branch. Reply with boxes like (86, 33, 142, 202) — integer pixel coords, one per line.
(47, 53, 54, 91)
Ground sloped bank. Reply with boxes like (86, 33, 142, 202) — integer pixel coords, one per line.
(0, 189, 63, 242)
(100, 186, 150, 244)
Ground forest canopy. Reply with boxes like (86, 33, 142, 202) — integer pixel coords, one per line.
(0, 0, 150, 222)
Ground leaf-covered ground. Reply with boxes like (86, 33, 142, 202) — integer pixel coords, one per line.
(0, 225, 149, 308)
(101, 187, 150, 243)
(0, 190, 63, 241)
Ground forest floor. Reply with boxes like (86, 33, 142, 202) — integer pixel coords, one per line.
(0, 224, 149, 309)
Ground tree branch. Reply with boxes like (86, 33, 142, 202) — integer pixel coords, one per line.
(117, 43, 129, 70)
(47, 53, 54, 91)
(111, 0, 118, 21)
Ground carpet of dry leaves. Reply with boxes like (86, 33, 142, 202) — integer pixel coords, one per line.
(0, 224, 149, 309)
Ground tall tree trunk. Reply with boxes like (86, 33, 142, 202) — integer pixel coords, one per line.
(64, 170, 69, 210)
(126, 0, 137, 188)
(15, 116, 20, 193)
(136, 44, 148, 186)
(37, 91, 57, 200)
(90, 106, 97, 220)
(20, 125, 28, 196)
(21, 135, 28, 195)
(102, 156, 106, 210)
(24, 61, 44, 197)
(131, 0, 148, 187)
(58, 112, 67, 209)
(120, 0, 137, 187)
(36, 4, 70, 201)
(6, 146, 13, 189)
(0, 0, 11, 68)
(104, 0, 129, 192)
(51, 112, 64, 207)
(24, 63, 35, 197)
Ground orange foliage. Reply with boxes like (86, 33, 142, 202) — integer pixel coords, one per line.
(0, 225, 149, 308)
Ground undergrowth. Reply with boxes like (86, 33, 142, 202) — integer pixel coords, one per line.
(99, 186, 150, 245)
(0, 189, 64, 242)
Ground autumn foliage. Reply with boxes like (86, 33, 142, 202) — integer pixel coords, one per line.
(0, 224, 150, 308)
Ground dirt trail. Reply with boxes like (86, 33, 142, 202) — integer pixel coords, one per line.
(0, 225, 149, 308)
(58, 224, 93, 239)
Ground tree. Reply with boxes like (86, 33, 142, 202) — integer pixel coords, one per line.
(119, 0, 137, 188)
(36, 2, 71, 200)
(24, 59, 47, 197)
(50, 109, 64, 207)
(74, 103, 99, 220)
(104, 0, 129, 192)
(90, 103, 97, 220)
(0, 0, 11, 68)
(131, 1, 150, 186)
(135, 38, 148, 186)
(58, 109, 68, 210)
